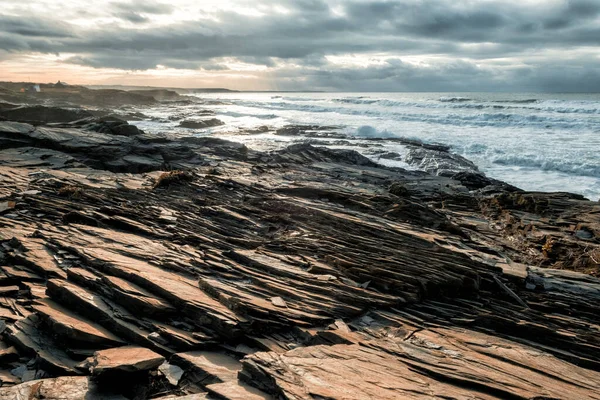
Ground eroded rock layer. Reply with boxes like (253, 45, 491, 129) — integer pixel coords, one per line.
(0, 117, 599, 399)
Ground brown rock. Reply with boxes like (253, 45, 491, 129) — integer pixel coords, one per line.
(32, 299, 125, 347)
(88, 346, 165, 375)
(206, 381, 273, 400)
(0, 105, 599, 399)
(170, 351, 241, 385)
(270, 296, 287, 308)
(6, 316, 79, 375)
(0, 370, 21, 386)
(0, 376, 127, 399)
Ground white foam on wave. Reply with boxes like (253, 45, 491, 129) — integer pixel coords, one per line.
(228, 99, 598, 131)
(489, 154, 600, 178)
(219, 111, 279, 119)
(439, 96, 473, 102)
(354, 125, 398, 138)
(333, 96, 600, 115)
(134, 92, 600, 200)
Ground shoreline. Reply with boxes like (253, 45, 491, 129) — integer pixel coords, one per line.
(0, 96, 599, 398)
(2, 83, 600, 200)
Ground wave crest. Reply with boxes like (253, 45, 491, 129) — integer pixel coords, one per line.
(439, 96, 472, 102)
(355, 125, 398, 138)
(492, 155, 600, 178)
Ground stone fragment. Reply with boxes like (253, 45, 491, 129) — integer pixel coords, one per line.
(19, 190, 41, 196)
(6, 316, 79, 375)
(154, 394, 209, 399)
(333, 319, 351, 333)
(170, 351, 241, 385)
(270, 296, 287, 308)
(32, 299, 125, 347)
(0, 266, 42, 282)
(206, 381, 273, 400)
(158, 362, 184, 386)
(0, 202, 15, 214)
(88, 346, 165, 375)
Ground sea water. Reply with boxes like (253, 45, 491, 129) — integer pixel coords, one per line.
(132, 92, 600, 200)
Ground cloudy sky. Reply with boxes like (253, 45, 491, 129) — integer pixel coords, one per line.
(0, 0, 599, 91)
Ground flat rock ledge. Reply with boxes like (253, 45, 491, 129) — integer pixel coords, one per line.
(0, 112, 599, 399)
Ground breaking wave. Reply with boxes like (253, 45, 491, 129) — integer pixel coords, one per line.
(329, 97, 599, 115)
(491, 155, 600, 178)
(173, 91, 600, 199)
(219, 111, 278, 119)
(233, 99, 596, 130)
(334, 97, 380, 105)
(496, 99, 538, 104)
(439, 96, 472, 102)
(354, 125, 398, 138)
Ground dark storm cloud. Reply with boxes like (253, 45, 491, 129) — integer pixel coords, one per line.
(278, 57, 600, 93)
(111, 1, 174, 15)
(272, 58, 502, 92)
(111, 1, 174, 24)
(0, 15, 74, 38)
(116, 12, 150, 24)
(344, 0, 600, 43)
(2, 1, 598, 58)
(1, 0, 599, 91)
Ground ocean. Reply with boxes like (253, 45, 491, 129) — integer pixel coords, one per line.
(132, 92, 600, 201)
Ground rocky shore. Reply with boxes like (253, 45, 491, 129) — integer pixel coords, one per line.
(0, 100, 599, 399)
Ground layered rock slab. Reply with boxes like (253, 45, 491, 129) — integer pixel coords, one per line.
(87, 346, 165, 375)
(1, 115, 599, 398)
(0, 376, 127, 400)
(243, 334, 600, 400)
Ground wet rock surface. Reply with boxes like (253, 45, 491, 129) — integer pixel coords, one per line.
(404, 143, 479, 176)
(0, 105, 95, 126)
(128, 90, 181, 101)
(275, 125, 346, 139)
(0, 108, 599, 399)
(179, 119, 225, 129)
(0, 83, 160, 108)
(0, 121, 203, 173)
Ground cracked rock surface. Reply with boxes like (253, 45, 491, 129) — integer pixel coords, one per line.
(0, 114, 599, 399)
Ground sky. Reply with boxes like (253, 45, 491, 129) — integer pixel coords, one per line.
(0, 0, 599, 91)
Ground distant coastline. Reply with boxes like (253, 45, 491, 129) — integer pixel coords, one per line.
(87, 85, 326, 94)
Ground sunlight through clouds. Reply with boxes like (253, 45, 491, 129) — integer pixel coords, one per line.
(0, 0, 599, 91)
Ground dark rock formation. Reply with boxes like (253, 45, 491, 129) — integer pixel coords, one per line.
(0, 121, 203, 173)
(404, 143, 479, 176)
(179, 119, 225, 129)
(84, 120, 144, 137)
(0, 82, 158, 107)
(0, 107, 599, 399)
(116, 111, 150, 121)
(276, 143, 378, 166)
(374, 151, 402, 161)
(275, 125, 346, 139)
(128, 89, 180, 101)
(0, 105, 94, 125)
